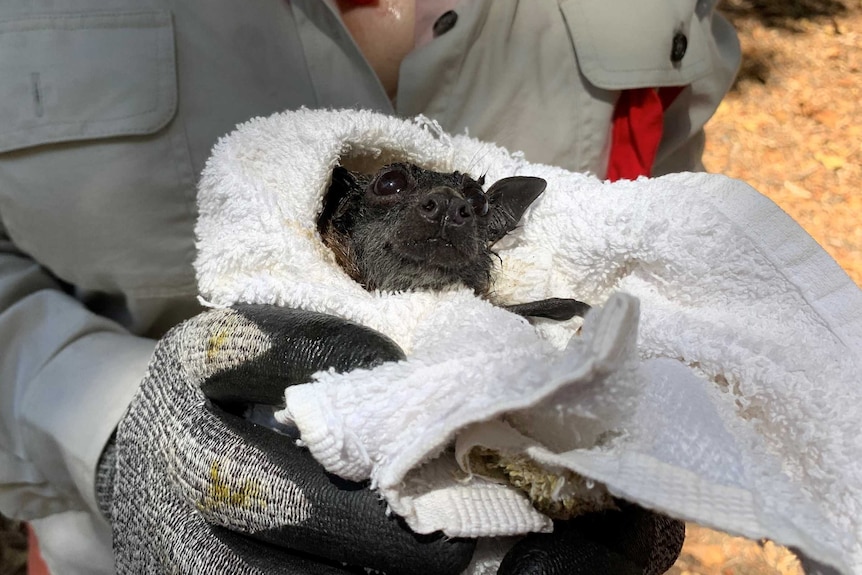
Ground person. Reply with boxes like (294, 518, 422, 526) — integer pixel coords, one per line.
(0, 1, 740, 573)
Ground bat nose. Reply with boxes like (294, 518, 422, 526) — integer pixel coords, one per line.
(418, 189, 472, 226)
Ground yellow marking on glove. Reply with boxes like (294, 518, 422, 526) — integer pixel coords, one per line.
(199, 460, 266, 511)
(206, 330, 230, 362)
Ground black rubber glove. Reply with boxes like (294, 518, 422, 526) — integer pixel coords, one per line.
(97, 304, 685, 574)
(498, 502, 685, 575)
(97, 305, 475, 575)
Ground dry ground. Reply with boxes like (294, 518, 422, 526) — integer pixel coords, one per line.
(705, 0, 861, 286)
(671, 0, 860, 573)
(0, 514, 26, 575)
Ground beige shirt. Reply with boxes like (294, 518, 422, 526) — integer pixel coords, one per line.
(0, 0, 739, 572)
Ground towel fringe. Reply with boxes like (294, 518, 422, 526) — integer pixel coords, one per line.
(413, 114, 451, 146)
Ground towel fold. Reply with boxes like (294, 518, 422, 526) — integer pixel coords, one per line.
(195, 108, 862, 574)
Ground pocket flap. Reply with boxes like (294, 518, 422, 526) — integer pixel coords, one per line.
(560, 0, 714, 90)
(0, 10, 177, 153)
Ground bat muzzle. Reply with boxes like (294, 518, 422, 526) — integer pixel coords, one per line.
(417, 187, 474, 228)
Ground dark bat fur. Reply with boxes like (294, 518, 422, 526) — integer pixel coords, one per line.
(318, 162, 590, 320)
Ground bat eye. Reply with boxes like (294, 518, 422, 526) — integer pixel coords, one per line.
(465, 187, 489, 216)
(373, 168, 411, 196)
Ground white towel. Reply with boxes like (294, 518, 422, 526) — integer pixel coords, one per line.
(195, 108, 862, 574)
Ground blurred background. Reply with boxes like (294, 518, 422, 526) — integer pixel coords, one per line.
(703, 0, 860, 287)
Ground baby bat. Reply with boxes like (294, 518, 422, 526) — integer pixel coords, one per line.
(317, 162, 589, 320)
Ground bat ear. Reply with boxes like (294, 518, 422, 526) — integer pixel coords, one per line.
(484, 176, 547, 243)
(318, 166, 358, 234)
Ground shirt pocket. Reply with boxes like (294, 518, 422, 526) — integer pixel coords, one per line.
(0, 10, 176, 152)
(0, 9, 198, 300)
(559, 0, 714, 90)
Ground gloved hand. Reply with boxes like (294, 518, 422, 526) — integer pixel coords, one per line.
(97, 305, 474, 574)
(498, 501, 685, 575)
(96, 304, 684, 574)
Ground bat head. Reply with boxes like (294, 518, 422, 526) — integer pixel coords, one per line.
(317, 162, 546, 294)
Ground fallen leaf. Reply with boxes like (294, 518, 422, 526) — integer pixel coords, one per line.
(741, 119, 761, 133)
(682, 543, 731, 569)
(783, 181, 813, 199)
(815, 152, 846, 171)
(814, 109, 841, 129)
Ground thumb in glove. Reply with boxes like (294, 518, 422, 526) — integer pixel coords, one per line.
(100, 305, 475, 575)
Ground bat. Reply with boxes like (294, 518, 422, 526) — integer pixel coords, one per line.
(318, 162, 589, 320)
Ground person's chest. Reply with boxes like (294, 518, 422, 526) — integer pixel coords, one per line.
(0, 0, 387, 309)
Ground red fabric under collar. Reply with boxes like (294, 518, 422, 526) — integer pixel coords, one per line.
(606, 87, 684, 181)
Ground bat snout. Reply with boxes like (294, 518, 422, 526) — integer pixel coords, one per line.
(417, 188, 473, 227)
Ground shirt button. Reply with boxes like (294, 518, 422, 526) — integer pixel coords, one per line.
(670, 32, 688, 63)
(433, 10, 458, 37)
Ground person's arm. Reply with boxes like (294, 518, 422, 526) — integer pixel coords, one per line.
(0, 220, 154, 519)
